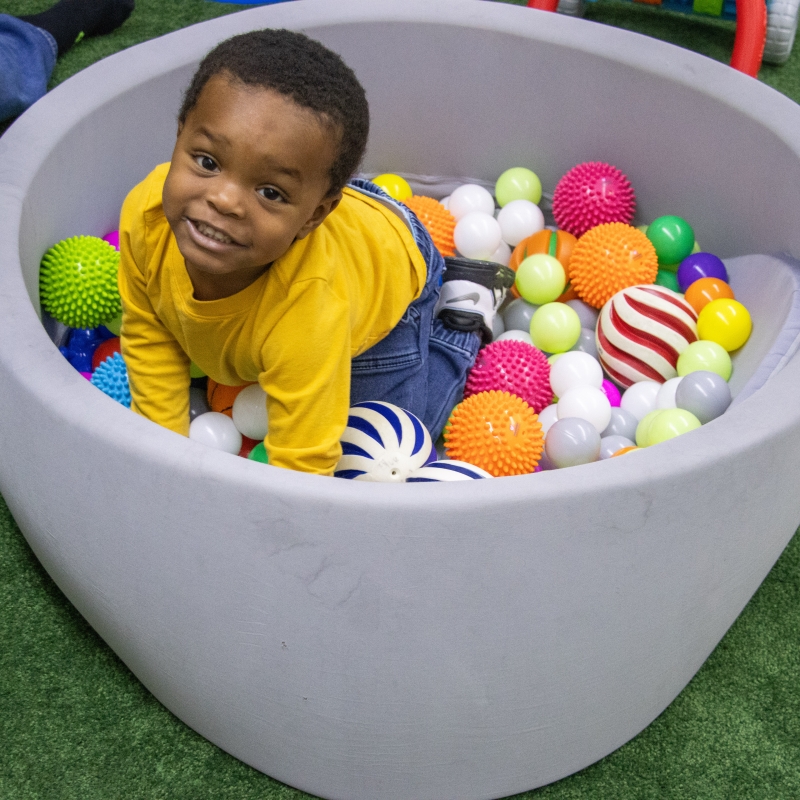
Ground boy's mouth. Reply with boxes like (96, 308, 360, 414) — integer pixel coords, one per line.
(188, 218, 240, 246)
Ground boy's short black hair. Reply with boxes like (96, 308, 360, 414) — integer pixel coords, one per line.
(179, 29, 369, 196)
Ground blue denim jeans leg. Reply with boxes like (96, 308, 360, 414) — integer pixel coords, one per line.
(349, 179, 481, 440)
(0, 14, 57, 123)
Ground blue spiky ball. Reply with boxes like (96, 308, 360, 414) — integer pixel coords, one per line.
(39, 235, 121, 328)
(91, 352, 131, 408)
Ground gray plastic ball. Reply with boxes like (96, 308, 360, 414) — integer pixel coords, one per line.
(492, 310, 505, 340)
(674, 370, 732, 424)
(502, 297, 538, 332)
(599, 434, 636, 460)
(601, 407, 639, 440)
(569, 327, 598, 358)
(545, 417, 601, 468)
(189, 386, 211, 421)
(566, 298, 599, 330)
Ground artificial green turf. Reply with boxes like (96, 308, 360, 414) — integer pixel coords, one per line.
(1, 0, 800, 798)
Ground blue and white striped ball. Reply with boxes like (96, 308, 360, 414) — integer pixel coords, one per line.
(406, 460, 493, 482)
(335, 401, 432, 482)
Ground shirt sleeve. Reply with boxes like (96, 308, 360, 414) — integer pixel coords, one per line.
(118, 187, 191, 436)
(259, 278, 352, 475)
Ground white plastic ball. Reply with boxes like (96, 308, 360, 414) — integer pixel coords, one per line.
(620, 380, 661, 421)
(656, 376, 683, 410)
(538, 403, 559, 435)
(549, 351, 604, 397)
(490, 239, 512, 267)
(454, 212, 503, 260)
(448, 184, 495, 221)
(439, 195, 451, 210)
(231, 383, 269, 440)
(496, 329, 534, 344)
(556, 385, 612, 433)
(189, 411, 242, 455)
(496, 199, 545, 247)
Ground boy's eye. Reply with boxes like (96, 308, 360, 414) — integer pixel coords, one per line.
(195, 155, 218, 172)
(258, 187, 285, 203)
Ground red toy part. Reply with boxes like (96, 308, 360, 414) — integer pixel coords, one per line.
(731, 0, 767, 76)
(91, 336, 121, 371)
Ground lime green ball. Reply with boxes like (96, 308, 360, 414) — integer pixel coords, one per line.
(247, 441, 269, 464)
(495, 167, 542, 207)
(655, 269, 680, 292)
(39, 235, 121, 328)
(190, 362, 206, 379)
(646, 215, 695, 266)
(104, 313, 122, 336)
(647, 408, 702, 445)
(515, 254, 566, 305)
(635, 409, 663, 447)
(547, 353, 564, 367)
(529, 302, 581, 354)
(677, 340, 732, 381)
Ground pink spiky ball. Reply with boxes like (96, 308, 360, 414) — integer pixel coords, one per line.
(552, 161, 636, 238)
(464, 339, 552, 412)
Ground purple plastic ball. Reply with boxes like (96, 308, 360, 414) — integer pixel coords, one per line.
(677, 252, 728, 292)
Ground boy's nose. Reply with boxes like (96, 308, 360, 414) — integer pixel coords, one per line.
(207, 179, 246, 217)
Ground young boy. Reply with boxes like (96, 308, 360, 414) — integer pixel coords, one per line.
(119, 29, 507, 475)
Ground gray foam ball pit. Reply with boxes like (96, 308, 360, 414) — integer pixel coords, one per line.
(2, 1, 800, 798)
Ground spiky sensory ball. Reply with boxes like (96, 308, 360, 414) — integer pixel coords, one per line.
(464, 339, 552, 412)
(90, 352, 131, 408)
(552, 162, 636, 237)
(403, 195, 456, 257)
(444, 391, 543, 477)
(569, 222, 658, 309)
(39, 235, 121, 328)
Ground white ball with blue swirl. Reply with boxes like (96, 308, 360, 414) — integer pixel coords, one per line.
(335, 401, 433, 482)
(406, 460, 493, 482)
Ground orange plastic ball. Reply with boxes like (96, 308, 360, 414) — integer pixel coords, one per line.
(683, 277, 735, 314)
(207, 379, 248, 417)
(569, 222, 659, 309)
(610, 446, 640, 457)
(508, 228, 577, 298)
(444, 390, 543, 476)
(403, 195, 456, 257)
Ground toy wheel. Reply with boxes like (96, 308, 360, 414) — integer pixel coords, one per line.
(763, 0, 800, 64)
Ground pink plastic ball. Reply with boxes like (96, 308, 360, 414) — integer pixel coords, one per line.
(601, 379, 621, 407)
(102, 230, 120, 250)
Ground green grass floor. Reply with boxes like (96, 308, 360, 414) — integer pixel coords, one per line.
(2, 1, 800, 798)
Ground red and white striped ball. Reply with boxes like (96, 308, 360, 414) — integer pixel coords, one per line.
(596, 284, 698, 387)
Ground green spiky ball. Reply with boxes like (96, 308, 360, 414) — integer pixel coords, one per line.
(39, 235, 121, 329)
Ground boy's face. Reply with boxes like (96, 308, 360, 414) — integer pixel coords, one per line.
(163, 74, 342, 300)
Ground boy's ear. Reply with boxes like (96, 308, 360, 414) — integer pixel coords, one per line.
(295, 191, 343, 240)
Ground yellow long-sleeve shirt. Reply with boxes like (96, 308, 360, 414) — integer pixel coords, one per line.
(118, 163, 426, 475)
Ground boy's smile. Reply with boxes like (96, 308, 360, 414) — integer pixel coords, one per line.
(163, 73, 342, 301)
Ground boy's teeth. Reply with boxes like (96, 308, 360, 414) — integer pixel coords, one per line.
(196, 221, 233, 243)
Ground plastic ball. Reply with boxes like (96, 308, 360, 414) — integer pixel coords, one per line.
(544, 416, 601, 468)
(538, 403, 559, 434)
(515, 254, 566, 305)
(90, 352, 130, 407)
(189, 386, 211, 421)
(676, 340, 732, 381)
(696, 298, 752, 352)
(529, 302, 581, 354)
(247, 441, 269, 464)
(492, 311, 505, 341)
(406, 460, 493, 482)
(677, 252, 729, 292)
(502, 297, 538, 332)
(189, 362, 206, 379)
(601, 406, 639, 440)
(39, 235, 122, 328)
(207, 380, 247, 417)
(403, 195, 456, 257)
(646, 216, 695, 265)
(596, 284, 698, 387)
(647, 407, 702, 445)
(103, 313, 122, 336)
(497, 200, 545, 247)
(599, 434, 636, 459)
(556, 385, 611, 433)
(635, 409, 663, 447)
(552, 161, 636, 237)
(570, 328, 599, 358)
(189, 411, 243, 454)
(509, 229, 577, 297)
(569, 223, 659, 309)
(448, 184, 496, 221)
(91, 336, 121, 371)
(490, 240, 512, 267)
(464, 339, 553, 412)
(334, 401, 432, 481)
(372, 173, 412, 201)
(102, 230, 120, 250)
(454, 212, 503, 260)
(444, 391, 543, 476)
(656, 376, 683, 409)
(611, 445, 640, 457)
(684, 277, 735, 314)
(495, 167, 542, 206)
(549, 351, 603, 396)
(238, 436, 259, 459)
(620, 380, 661, 421)
(496, 330, 534, 345)
(600, 379, 622, 407)
(565, 298, 599, 330)
(655, 269, 680, 292)
(674, 370, 732, 424)
(231, 383, 269, 440)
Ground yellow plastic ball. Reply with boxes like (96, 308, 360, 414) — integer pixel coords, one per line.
(697, 298, 752, 352)
(371, 173, 412, 201)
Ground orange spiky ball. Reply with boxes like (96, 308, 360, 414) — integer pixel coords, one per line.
(444, 390, 543, 477)
(569, 222, 658, 309)
(403, 195, 456, 257)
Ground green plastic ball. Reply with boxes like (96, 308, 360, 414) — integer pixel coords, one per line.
(677, 340, 732, 381)
(190, 362, 207, 379)
(646, 215, 695, 266)
(247, 441, 269, 464)
(655, 269, 680, 292)
(515, 254, 566, 305)
(635, 409, 663, 447)
(529, 302, 581, 354)
(104, 313, 122, 336)
(495, 167, 542, 207)
(39, 235, 121, 329)
(647, 408, 702, 445)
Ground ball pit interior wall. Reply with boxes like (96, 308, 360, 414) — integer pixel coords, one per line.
(2, 2, 800, 798)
